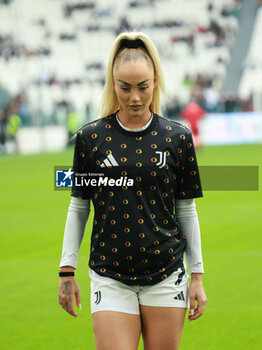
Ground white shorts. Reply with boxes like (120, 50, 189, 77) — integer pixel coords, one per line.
(89, 267, 190, 315)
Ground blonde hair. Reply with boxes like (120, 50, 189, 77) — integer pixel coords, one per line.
(98, 31, 166, 118)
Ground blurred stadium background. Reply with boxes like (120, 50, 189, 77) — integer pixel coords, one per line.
(0, 0, 261, 349)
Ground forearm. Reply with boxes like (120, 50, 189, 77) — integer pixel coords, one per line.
(59, 196, 91, 269)
(59, 266, 75, 272)
(175, 199, 204, 275)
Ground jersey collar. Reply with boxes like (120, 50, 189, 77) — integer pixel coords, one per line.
(111, 111, 158, 137)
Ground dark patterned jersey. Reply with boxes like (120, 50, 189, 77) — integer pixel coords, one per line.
(71, 112, 203, 286)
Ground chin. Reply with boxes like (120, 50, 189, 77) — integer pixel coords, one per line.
(129, 106, 145, 114)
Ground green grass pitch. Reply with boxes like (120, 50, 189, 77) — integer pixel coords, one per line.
(1, 144, 261, 349)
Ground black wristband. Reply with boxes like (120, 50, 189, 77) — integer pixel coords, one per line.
(59, 271, 75, 277)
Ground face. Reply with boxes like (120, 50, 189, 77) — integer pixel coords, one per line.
(113, 59, 156, 118)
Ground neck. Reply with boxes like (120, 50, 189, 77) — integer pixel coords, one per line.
(117, 110, 152, 129)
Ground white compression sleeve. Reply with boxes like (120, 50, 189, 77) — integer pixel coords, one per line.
(175, 198, 204, 275)
(59, 196, 90, 269)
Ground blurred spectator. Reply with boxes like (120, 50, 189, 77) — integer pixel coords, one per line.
(183, 74, 194, 88)
(181, 102, 206, 147)
(129, 1, 141, 8)
(241, 95, 254, 112)
(118, 16, 131, 33)
(187, 33, 195, 54)
(1, 0, 12, 4)
(55, 99, 71, 110)
(224, 93, 239, 113)
(164, 97, 181, 119)
(16, 93, 31, 126)
(67, 112, 79, 145)
(64, 2, 95, 17)
(0, 33, 51, 60)
(0, 109, 7, 153)
(202, 81, 220, 112)
(207, 2, 214, 12)
(209, 19, 226, 46)
(129, 0, 155, 7)
(60, 33, 76, 41)
(6, 113, 21, 139)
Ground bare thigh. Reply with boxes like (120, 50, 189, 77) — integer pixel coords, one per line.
(92, 311, 141, 350)
(140, 306, 187, 350)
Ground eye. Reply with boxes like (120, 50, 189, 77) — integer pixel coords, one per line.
(139, 86, 148, 91)
(121, 87, 130, 92)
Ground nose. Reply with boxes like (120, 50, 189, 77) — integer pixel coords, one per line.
(130, 91, 140, 103)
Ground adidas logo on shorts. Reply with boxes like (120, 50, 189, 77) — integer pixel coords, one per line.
(174, 291, 185, 301)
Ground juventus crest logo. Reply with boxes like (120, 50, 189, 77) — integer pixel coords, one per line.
(94, 291, 101, 305)
(155, 151, 167, 168)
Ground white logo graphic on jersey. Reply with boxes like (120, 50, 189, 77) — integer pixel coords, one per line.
(155, 151, 166, 168)
(100, 154, 119, 168)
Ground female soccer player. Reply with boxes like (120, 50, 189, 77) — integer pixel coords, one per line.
(58, 31, 207, 350)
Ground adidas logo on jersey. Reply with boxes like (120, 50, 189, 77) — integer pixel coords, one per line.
(174, 291, 185, 301)
(100, 154, 119, 168)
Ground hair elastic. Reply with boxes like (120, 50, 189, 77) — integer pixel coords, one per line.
(119, 38, 145, 50)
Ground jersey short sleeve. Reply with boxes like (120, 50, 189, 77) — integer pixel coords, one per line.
(71, 129, 92, 199)
(174, 130, 203, 199)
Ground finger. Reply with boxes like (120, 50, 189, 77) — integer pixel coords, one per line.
(189, 297, 196, 318)
(188, 307, 198, 320)
(59, 295, 66, 308)
(188, 304, 204, 320)
(196, 298, 206, 314)
(60, 295, 70, 311)
(62, 299, 69, 311)
(188, 301, 206, 321)
(62, 299, 77, 318)
(188, 311, 203, 320)
(75, 289, 82, 310)
(67, 296, 78, 318)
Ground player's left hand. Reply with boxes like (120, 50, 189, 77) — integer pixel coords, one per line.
(188, 273, 207, 321)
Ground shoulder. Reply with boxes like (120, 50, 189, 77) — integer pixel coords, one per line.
(77, 112, 116, 137)
(155, 113, 192, 136)
(71, 113, 116, 147)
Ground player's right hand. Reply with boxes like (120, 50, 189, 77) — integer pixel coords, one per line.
(58, 277, 81, 318)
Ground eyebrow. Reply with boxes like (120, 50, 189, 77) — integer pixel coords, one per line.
(118, 79, 150, 87)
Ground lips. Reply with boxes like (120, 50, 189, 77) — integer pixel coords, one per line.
(130, 105, 142, 109)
